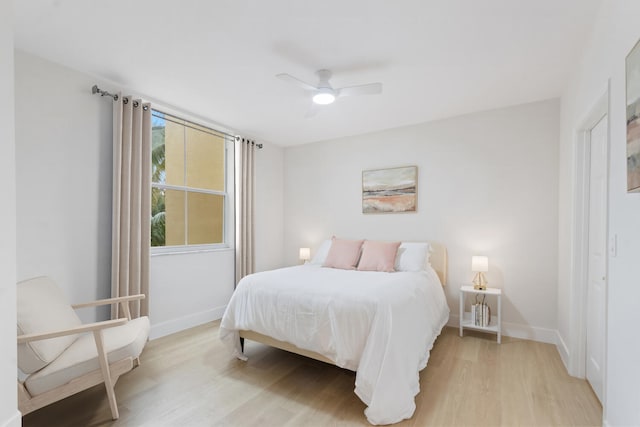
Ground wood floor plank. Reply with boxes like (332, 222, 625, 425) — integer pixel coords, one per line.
(22, 322, 602, 426)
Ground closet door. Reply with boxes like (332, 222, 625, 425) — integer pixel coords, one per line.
(585, 114, 607, 403)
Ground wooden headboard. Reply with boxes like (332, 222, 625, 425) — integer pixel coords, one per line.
(429, 241, 448, 286)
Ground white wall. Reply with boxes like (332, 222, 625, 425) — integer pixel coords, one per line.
(14, 51, 284, 339)
(15, 51, 113, 322)
(558, 1, 640, 425)
(255, 142, 285, 272)
(283, 99, 560, 343)
(0, 1, 19, 425)
(149, 249, 235, 339)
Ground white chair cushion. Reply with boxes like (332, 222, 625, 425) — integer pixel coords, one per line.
(24, 316, 150, 396)
(17, 277, 83, 374)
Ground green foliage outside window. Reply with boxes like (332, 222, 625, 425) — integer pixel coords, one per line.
(151, 121, 166, 246)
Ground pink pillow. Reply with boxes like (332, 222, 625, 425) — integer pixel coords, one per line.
(357, 241, 401, 272)
(323, 237, 364, 270)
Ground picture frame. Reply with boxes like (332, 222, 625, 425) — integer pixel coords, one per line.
(362, 166, 417, 214)
(626, 38, 640, 192)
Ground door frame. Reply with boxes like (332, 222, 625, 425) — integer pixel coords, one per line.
(569, 83, 609, 397)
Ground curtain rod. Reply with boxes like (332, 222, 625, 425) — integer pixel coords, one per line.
(235, 136, 263, 149)
(91, 85, 118, 101)
(91, 84, 262, 149)
(153, 109, 238, 143)
(92, 85, 148, 110)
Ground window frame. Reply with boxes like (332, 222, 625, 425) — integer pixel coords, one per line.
(150, 107, 234, 255)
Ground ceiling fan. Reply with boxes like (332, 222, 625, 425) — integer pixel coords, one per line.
(276, 69, 382, 116)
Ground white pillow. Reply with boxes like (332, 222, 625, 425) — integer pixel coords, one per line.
(309, 239, 332, 265)
(394, 242, 431, 271)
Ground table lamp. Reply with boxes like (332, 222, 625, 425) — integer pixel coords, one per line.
(299, 247, 311, 264)
(471, 255, 488, 290)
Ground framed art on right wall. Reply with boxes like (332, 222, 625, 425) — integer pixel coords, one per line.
(626, 38, 640, 192)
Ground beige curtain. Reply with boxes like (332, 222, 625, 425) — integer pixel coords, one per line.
(111, 95, 151, 318)
(235, 136, 258, 284)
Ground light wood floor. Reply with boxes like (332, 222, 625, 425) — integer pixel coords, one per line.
(22, 322, 602, 426)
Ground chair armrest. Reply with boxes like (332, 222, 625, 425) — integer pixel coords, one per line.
(71, 294, 145, 310)
(17, 318, 127, 344)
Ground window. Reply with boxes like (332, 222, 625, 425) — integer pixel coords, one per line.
(151, 110, 230, 248)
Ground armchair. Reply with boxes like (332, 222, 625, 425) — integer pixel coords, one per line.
(17, 276, 150, 419)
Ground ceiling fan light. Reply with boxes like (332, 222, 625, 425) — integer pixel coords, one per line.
(313, 90, 336, 105)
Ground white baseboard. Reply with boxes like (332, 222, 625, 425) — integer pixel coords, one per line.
(555, 330, 570, 371)
(502, 321, 557, 344)
(149, 305, 226, 340)
(1, 410, 22, 427)
(448, 314, 557, 344)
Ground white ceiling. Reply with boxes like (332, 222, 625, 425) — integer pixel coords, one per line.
(14, 0, 602, 146)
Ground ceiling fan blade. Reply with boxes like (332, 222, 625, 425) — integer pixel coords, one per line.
(337, 82, 383, 97)
(276, 73, 318, 92)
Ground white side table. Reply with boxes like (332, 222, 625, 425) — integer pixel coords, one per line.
(459, 285, 502, 343)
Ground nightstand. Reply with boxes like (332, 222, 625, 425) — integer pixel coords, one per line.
(459, 285, 502, 343)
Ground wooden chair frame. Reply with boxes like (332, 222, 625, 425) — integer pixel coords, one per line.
(17, 294, 146, 420)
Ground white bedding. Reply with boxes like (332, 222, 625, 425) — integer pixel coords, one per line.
(219, 264, 449, 425)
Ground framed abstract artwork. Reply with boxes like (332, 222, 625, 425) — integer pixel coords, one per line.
(626, 38, 640, 192)
(362, 166, 417, 214)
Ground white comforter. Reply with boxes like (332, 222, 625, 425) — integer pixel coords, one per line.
(219, 264, 449, 425)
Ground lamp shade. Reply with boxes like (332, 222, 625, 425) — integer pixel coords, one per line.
(471, 256, 488, 272)
(299, 247, 311, 261)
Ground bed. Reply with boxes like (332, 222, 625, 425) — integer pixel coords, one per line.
(219, 241, 449, 425)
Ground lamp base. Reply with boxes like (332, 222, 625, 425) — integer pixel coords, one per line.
(472, 272, 488, 290)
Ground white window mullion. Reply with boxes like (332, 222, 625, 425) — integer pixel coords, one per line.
(183, 123, 188, 245)
(151, 183, 226, 197)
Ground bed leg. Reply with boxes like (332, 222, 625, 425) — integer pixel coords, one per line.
(240, 336, 245, 352)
